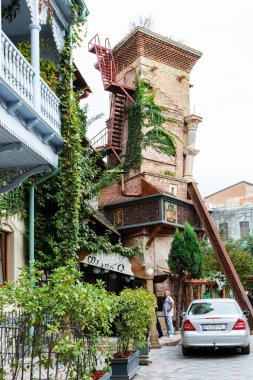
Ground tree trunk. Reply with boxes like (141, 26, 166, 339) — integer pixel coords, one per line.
(176, 277, 183, 330)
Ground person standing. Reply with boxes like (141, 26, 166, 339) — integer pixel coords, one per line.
(156, 308, 163, 338)
(163, 290, 174, 336)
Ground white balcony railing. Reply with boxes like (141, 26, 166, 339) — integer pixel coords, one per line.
(1, 31, 61, 134)
(40, 79, 61, 132)
(1, 32, 35, 106)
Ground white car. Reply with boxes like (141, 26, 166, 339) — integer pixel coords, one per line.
(181, 298, 250, 355)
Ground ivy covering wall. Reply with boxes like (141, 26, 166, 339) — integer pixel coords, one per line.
(0, 5, 142, 271)
(124, 78, 177, 170)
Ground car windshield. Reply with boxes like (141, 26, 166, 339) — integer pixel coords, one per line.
(188, 301, 240, 316)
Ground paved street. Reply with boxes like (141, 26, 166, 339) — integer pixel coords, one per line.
(135, 336, 253, 380)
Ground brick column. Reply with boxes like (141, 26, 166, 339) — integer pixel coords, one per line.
(183, 115, 202, 181)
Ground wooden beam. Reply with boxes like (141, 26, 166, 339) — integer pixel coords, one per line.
(188, 181, 253, 329)
(145, 224, 163, 249)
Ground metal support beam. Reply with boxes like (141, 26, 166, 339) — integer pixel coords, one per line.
(188, 182, 253, 329)
(0, 165, 51, 194)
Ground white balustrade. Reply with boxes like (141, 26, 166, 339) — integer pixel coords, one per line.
(40, 79, 61, 133)
(1, 31, 34, 105)
(1, 31, 61, 134)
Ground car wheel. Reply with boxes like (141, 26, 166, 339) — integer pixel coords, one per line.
(182, 346, 192, 356)
(241, 344, 250, 355)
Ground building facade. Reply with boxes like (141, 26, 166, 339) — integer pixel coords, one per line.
(205, 181, 253, 241)
(88, 27, 204, 327)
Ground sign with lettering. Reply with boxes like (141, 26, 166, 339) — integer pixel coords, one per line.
(80, 251, 134, 276)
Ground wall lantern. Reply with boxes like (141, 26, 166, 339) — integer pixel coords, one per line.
(109, 272, 117, 280)
(146, 268, 154, 276)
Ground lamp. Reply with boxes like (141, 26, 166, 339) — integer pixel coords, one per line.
(93, 267, 101, 274)
(82, 263, 88, 267)
(124, 276, 131, 283)
(146, 268, 154, 276)
(109, 272, 117, 280)
(130, 276, 135, 281)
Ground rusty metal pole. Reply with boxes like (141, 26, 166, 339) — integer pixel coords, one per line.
(188, 182, 253, 329)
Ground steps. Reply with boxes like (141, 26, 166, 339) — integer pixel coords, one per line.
(88, 35, 136, 162)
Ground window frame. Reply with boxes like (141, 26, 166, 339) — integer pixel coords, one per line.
(0, 231, 8, 286)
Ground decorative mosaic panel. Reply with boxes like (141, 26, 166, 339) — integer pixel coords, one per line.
(177, 204, 201, 228)
(164, 202, 177, 223)
(106, 200, 160, 227)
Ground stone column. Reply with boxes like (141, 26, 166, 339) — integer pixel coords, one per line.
(183, 115, 202, 181)
(146, 276, 161, 349)
(29, 0, 41, 111)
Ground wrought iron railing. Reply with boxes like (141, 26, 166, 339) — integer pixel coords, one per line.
(1, 31, 61, 134)
(90, 126, 109, 149)
(0, 311, 96, 380)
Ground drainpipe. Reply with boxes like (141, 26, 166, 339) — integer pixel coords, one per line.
(29, 167, 61, 278)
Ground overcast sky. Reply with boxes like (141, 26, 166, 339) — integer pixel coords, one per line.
(75, 0, 253, 197)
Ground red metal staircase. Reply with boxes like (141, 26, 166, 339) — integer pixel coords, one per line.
(188, 182, 253, 329)
(88, 34, 136, 163)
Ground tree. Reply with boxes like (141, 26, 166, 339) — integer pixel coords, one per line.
(202, 238, 253, 288)
(183, 222, 204, 279)
(168, 222, 204, 328)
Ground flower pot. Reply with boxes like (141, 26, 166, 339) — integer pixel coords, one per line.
(100, 372, 111, 380)
(111, 351, 139, 380)
(137, 332, 152, 365)
(93, 371, 111, 380)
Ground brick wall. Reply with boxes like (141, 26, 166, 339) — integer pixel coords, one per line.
(205, 182, 253, 208)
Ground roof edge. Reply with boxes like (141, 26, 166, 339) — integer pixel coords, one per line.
(205, 181, 253, 200)
(113, 27, 202, 58)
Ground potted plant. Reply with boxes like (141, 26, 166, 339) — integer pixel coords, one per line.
(0, 261, 117, 380)
(110, 288, 156, 380)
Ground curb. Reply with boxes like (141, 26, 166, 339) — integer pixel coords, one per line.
(159, 336, 181, 347)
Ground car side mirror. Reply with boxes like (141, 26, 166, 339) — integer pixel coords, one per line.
(181, 311, 186, 317)
(243, 310, 250, 318)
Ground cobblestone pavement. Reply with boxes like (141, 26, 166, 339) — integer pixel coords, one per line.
(135, 336, 253, 380)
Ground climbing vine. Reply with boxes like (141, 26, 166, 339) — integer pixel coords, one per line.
(124, 78, 177, 170)
(0, 6, 143, 270)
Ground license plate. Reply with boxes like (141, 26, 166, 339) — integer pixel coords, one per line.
(202, 324, 226, 331)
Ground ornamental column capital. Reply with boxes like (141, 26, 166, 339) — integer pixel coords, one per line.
(185, 114, 203, 132)
(183, 146, 200, 157)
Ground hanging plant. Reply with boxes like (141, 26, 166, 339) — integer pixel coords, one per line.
(39, 0, 54, 23)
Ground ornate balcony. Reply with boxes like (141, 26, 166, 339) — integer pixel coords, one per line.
(0, 0, 89, 193)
